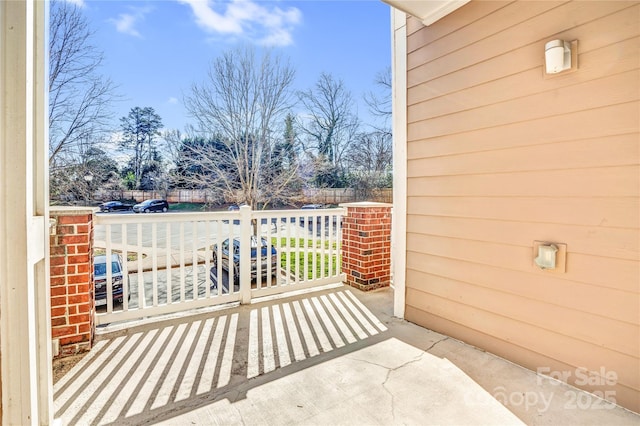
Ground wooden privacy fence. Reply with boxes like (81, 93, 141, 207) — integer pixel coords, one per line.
(93, 188, 393, 205)
(303, 188, 393, 204)
(95, 189, 212, 204)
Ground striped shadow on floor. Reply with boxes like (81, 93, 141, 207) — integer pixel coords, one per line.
(53, 288, 388, 426)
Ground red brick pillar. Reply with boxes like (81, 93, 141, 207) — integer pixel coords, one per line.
(341, 202, 392, 291)
(49, 207, 95, 357)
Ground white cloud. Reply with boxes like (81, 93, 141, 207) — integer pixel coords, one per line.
(258, 27, 292, 47)
(167, 97, 179, 105)
(111, 14, 141, 37)
(179, 0, 302, 47)
(109, 6, 153, 38)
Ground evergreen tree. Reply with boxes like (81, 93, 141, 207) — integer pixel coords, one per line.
(119, 106, 163, 189)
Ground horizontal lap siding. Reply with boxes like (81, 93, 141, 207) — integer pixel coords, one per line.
(404, 0, 640, 412)
(408, 214, 639, 261)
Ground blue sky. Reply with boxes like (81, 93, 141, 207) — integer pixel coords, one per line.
(72, 0, 392, 131)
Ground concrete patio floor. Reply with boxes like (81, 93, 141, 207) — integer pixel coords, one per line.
(54, 285, 639, 425)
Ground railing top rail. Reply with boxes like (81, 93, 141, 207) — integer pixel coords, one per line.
(251, 207, 346, 218)
(94, 210, 240, 225)
(94, 207, 347, 225)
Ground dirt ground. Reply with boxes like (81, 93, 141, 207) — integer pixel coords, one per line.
(52, 353, 87, 384)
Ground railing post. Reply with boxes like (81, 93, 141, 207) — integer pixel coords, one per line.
(239, 205, 252, 304)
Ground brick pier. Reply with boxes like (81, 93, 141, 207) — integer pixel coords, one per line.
(341, 202, 392, 291)
(49, 207, 95, 357)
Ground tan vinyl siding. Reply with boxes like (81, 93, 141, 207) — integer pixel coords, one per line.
(404, 0, 640, 412)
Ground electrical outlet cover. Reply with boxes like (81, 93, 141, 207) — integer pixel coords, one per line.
(533, 241, 567, 273)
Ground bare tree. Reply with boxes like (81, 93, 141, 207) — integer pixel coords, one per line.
(297, 73, 360, 186)
(347, 131, 392, 174)
(183, 47, 299, 209)
(364, 66, 392, 123)
(344, 131, 392, 200)
(355, 67, 393, 196)
(50, 138, 120, 204)
(49, 0, 116, 172)
(162, 129, 184, 168)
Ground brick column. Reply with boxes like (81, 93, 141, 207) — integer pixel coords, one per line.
(49, 207, 95, 357)
(341, 202, 392, 291)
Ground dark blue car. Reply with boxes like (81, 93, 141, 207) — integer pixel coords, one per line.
(133, 199, 168, 213)
(93, 254, 124, 306)
(99, 201, 133, 212)
(211, 237, 278, 282)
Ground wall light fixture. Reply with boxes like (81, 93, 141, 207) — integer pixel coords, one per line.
(545, 39, 572, 74)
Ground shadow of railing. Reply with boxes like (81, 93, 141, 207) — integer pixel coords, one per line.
(54, 287, 389, 425)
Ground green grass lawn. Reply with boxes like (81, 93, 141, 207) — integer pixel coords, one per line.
(271, 237, 340, 280)
(271, 237, 337, 249)
(280, 251, 340, 280)
(168, 202, 210, 212)
(93, 248, 144, 261)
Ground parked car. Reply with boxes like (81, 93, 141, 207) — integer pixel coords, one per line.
(211, 236, 277, 282)
(225, 204, 246, 224)
(133, 199, 169, 213)
(93, 254, 125, 306)
(301, 204, 324, 210)
(300, 204, 324, 224)
(99, 201, 133, 213)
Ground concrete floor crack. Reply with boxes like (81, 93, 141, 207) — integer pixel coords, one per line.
(379, 337, 449, 421)
(380, 351, 427, 422)
(424, 336, 449, 353)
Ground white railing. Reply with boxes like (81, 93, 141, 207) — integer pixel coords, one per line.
(93, 206, 345, 325)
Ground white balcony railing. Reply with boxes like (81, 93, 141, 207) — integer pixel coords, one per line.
(93, 206, 345, 325)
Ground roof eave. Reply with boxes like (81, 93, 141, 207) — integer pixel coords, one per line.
(382, 0, 471, 26)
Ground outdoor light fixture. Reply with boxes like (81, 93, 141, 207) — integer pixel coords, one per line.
(545, 39, 572, 74)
